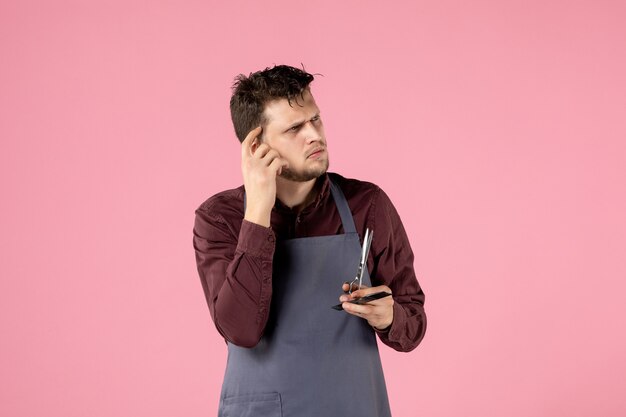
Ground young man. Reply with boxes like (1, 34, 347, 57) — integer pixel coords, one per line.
(193, 65, 426, 416)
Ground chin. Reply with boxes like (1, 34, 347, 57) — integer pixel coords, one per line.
(280, 160, 329, 182)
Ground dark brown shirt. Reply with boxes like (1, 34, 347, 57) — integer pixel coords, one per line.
(193, 172, 426, 351)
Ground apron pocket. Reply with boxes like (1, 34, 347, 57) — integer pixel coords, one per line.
(220, 392, 282, 417)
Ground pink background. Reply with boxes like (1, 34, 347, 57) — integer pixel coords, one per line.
(1, 1, 625, 416)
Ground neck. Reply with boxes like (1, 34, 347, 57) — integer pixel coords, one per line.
(276, 176, 321, 213)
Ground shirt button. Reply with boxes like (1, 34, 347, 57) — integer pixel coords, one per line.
(268, 235, 275, 243)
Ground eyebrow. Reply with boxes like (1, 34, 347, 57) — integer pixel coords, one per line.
(284, 113, 320, 132)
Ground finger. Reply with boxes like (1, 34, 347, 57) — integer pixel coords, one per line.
(342, 282, 370, 292)
(253, 143, 271, 159)
(342, 302, 374, 317)
(353, 294, 394, 308)
(345, 282, 370, 289)
(241, 126, 263, 158)
(261, 149, 281, 165)
(277, 162, 287, 176)
(348, 284, 373, 299)
(268, 157, 288, 174)
(342, 279, 371, 296)
(340, 283, 351, 301)
(349, 285, 389, 300)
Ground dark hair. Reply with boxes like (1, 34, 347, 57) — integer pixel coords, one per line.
(229, 65, 315, 142)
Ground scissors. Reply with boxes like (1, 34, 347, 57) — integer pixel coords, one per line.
(332, 228, 392, 310)
(348, 228, 373, 294)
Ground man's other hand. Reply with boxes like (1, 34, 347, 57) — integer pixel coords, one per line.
(339, 283, 394, 331)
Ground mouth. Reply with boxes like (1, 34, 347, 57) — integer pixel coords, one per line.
(307, 147, 325, 159)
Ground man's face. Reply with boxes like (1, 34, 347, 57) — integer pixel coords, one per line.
(260, 89, 329, 182)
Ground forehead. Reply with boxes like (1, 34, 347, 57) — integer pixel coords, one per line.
(263, 90, 319, 127)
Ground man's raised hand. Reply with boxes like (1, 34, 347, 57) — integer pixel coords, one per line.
(241, 127, 288, 227)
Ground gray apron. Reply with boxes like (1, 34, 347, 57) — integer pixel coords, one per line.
(219, 179, 391, 417)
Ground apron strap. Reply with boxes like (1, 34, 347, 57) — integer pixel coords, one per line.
(329, 178, 357, 234)
(242, 176, 358, 235)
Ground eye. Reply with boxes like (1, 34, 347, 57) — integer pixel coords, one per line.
(288, 125, 300, 132)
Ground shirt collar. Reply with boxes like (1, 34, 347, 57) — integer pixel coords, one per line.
(274, 173, 331, 214)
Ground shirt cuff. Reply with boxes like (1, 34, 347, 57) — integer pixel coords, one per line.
(236, 219, 276, 259)
(374, 302, 406, 341)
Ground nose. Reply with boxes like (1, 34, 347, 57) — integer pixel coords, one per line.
(302, 121, 322, 143)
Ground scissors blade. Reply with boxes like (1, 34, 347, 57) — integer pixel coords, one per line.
(357, 228, 373, 287)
